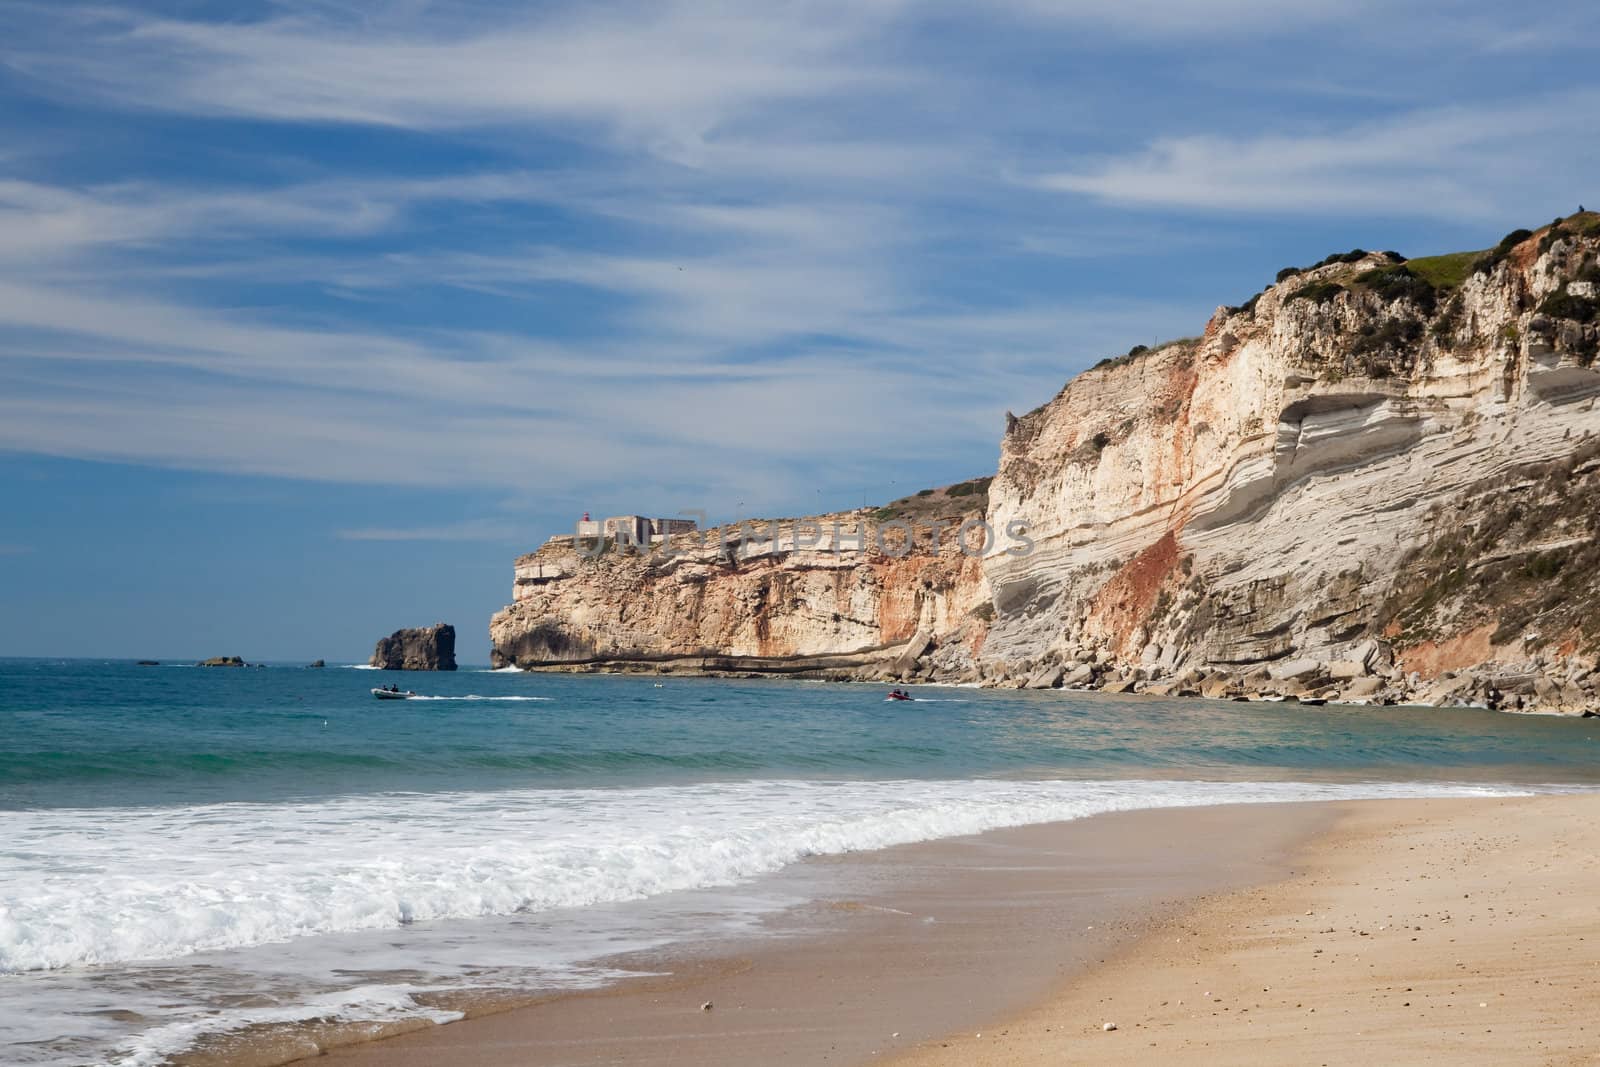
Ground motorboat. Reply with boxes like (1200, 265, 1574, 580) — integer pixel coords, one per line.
(372, 687, 415, 700)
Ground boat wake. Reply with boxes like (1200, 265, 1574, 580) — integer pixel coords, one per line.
(407, 695, 552, 702)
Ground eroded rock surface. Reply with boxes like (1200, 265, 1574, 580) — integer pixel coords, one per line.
(371, 623, 457, 671)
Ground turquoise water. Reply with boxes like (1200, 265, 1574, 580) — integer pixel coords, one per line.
(5, 659, 1598, 810)
(1, 657, 1597, 1065)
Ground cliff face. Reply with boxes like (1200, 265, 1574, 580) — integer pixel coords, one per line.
(492, 214, 1600, 711)
(490, 489, 992, 678)
(372, 623, 457, 671)
(983, 215, 1600, 710)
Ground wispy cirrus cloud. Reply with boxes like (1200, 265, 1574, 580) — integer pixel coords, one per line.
(3, 1, 911, 152)
(1037, 94, 1600, 219)
(335, 519, 523, 542)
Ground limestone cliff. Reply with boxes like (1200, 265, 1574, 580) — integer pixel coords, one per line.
(372, 623, 457, 671)
(983, 213, 1600, 712)
(493, 213, 1600, 713)
(490, 486, 992, 678)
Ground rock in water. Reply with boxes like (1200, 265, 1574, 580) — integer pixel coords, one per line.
(197, 656, 247, 667)
(371, 623, 457, 671)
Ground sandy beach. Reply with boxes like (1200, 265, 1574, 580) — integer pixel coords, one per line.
(268, 801, 1327, 1067)
(892, 794, 1600, 1067)
(235, 792, 1597, 1067)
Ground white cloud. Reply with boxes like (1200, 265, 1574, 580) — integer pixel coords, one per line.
(0, 260, 1192, 504)
(983, 0, 1381, 33)
(335, 519, 524, 542)
(4, 2, 911, 157)
(0, 172, 585, 263)
(1037, 94, 1600, 218)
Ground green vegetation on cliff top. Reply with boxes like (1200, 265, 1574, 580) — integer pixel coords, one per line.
(1078, 211, 1598, 388)
(1402, 250, 1480, 290)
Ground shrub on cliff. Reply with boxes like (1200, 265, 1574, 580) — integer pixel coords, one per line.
(1431, 292, 1465, 346)
(1537, 286, 1599, 324)
(1356, 264, 1438, 314)
(1226, 291, 1263, 317)
(1473, 228, 1534, 275)
(1286, 280, 1345, 305)
(1351, 318, 1425, 373)
(947, 476, 993, 497)
(1092, 343, 1151, 370)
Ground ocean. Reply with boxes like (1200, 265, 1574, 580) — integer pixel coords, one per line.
(2, 657, 1597, 1065)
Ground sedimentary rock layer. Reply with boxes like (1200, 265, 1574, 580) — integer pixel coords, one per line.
(490, 492, 993, 679)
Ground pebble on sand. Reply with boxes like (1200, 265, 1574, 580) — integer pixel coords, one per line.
(700, 1001, 713, 1012)
(1102, 1022, 1118, 1032)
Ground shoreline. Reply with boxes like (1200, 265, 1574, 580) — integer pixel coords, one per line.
(249, 801, 1337, 1067)
(498, 661, 1600, 720)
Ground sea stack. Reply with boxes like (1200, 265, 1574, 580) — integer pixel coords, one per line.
(371, 623, 457, 671)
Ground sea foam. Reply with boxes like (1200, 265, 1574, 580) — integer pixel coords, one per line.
(0, 777, 1541, 974)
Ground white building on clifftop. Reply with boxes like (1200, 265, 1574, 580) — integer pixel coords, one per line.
(574, 513, 698, 546)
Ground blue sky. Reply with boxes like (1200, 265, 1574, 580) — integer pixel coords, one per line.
(1, 0, 1596, 661)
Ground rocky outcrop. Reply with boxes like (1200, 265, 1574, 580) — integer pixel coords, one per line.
(490, 487, 993, 680)
(371, 623, 457, 671)
(197, 656, 247, 667)
(492, 214, 1600, 714)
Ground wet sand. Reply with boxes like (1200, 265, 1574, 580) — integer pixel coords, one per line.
(277, 802, 1332, 1067)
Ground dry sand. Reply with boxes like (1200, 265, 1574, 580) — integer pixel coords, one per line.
(891, 794, 1600, 1067)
